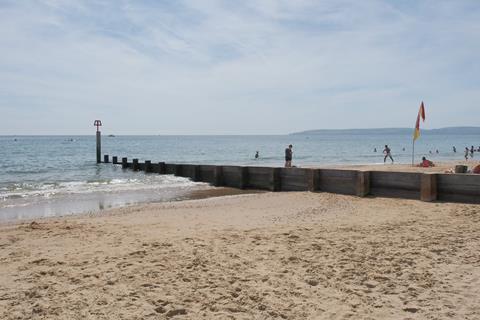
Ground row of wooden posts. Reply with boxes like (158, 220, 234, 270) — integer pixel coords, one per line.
(102, 154, 480, 204)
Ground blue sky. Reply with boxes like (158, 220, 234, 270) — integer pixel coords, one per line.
(0, 0, 479, 134)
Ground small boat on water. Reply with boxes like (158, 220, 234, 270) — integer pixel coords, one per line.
(108, 134, 115, 137)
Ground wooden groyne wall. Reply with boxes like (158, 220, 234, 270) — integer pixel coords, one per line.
(103, 155, 480, 204)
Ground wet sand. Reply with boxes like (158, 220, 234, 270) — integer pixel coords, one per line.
(1, 191, 480, 319)
(0, 185, 258, 224)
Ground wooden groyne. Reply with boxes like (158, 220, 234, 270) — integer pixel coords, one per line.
(105, 155, 480, 204)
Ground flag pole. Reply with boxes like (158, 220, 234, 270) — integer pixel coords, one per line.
(412, 138, 415, 166)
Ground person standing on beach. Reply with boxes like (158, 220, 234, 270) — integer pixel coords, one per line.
(383, 145, 394, 163)
(285, 144, 293, 167)
(470, 146, 475, 158)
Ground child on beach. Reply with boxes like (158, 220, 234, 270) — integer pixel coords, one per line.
(383, 145, 394, 163)
(418, 157, 435, 168)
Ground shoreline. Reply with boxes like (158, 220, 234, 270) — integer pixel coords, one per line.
(2, 160, 479, 224)
(0, 186, 261, 225)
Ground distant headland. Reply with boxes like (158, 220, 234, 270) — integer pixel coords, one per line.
(291, 126, 480, 135)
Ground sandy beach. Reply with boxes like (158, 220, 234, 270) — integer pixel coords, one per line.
(315, 160, 480, 173)
(1, 189, 480, 319)
(3, 0, 480, 318)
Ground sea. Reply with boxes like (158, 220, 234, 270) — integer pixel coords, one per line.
(1, 133, 479, 222)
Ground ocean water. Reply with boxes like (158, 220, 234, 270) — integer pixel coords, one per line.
(1, 134, 478, 221)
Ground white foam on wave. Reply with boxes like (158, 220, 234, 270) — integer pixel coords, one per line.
(0, 175, 204, 205)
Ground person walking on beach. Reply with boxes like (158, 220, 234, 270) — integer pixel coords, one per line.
(285, 144, 293, 167)
(383, 145, 394, 163)
(465, 147, 470, 160)
(470, 146, 475, 158)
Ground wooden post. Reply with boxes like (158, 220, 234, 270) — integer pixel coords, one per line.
(307, 169, 320, 191)
(213, 166, 223, 187)
(145, 160, 152, 173)
(104, 154, 109, 163)
(112, 156, 118, 164)
(421, 173, 437, 202)
(132, 159, 139, 171)
(193, 165, 201, 182)
(122, 157, 128, 169)
(239, 167, 249, 189)
(271, 168, 281, 191)
(158, 162, 166, 174)
(96, 131, 101, 164)
(174, 164, 182, 176)
(356, 171, 370, 197)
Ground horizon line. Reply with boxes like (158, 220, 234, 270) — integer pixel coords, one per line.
(1, 126, 480, 137)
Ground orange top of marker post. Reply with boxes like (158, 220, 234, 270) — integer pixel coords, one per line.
(94, 120, 102, 132)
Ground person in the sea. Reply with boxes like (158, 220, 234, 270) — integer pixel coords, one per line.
(465, 147, 470, 160)
(285, 144, 293, 168)
(453, 146, 457, 153)
(383, 145, 394, 163)
(255, 151, 259, 159)
(418, 157, 435, 168)
(374, 148, 377, 153)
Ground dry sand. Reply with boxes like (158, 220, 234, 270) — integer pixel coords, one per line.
(313, 160, 480, 173)
(1, 191, 480, 319)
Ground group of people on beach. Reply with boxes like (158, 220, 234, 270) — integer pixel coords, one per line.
(380, 145, 435, 167)
(378, 144, 480, 163)
(255, 143, 480, 169)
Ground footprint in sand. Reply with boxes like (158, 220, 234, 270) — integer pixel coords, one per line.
(165, 308, 187, 318)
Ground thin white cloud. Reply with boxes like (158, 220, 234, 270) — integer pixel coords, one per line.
(0, 0, 479, 134)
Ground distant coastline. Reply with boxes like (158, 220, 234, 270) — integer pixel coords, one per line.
(291, 126, 480, 135)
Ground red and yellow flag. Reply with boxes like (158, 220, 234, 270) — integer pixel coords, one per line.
(413, 101, 426, 141)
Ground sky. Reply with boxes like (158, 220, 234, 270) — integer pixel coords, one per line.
(0, 0, 479, 135)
